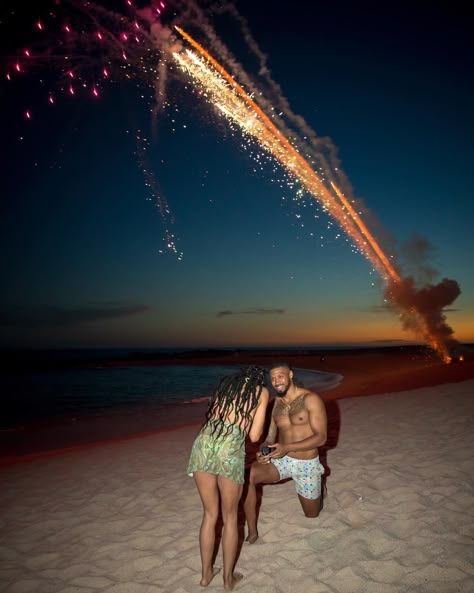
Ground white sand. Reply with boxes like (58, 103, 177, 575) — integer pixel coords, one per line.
(1, 380, 473, 593)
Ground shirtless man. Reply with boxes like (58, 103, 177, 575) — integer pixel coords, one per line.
(243, 361, 327, 543)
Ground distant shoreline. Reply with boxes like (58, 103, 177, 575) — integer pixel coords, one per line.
(1, 344, 473, 464)
(2, 343, 471, 372)
(2, 345, 473, 399)
(103, 344, 474, 400)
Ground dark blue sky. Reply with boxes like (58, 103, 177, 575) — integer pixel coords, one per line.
(1, 0, 472, 349)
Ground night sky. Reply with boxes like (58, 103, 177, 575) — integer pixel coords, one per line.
(1, 0, 472, 349)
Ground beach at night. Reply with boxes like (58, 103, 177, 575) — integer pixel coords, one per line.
(1, 345, 473, 462)
(1, 348, 473, 592)
(1, 0, 473, 590)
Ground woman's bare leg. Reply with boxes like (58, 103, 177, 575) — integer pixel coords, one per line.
(217, 475, 243, 590)
(193, 472, 220, 587)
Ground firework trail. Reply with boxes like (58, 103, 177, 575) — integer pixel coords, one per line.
(173, 26, 398, 282)
(4, 1, 461, 359)
(171, 26, 460, 361)
(3, 0, 183, 257)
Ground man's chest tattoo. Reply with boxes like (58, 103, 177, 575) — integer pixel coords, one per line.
(273, 394, 307, 418)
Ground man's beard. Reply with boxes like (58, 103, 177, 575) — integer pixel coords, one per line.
(275, 384, 290, 397)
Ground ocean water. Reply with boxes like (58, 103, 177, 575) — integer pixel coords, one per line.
(2, 365, 238, 430)
(1, 361, 343, 431)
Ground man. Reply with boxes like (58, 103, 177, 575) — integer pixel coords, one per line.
(243, 361, 327, 543)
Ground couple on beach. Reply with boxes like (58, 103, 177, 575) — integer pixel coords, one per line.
(187, 362, 328, 590)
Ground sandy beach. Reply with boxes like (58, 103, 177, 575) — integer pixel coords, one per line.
(1, 349, 473, 592)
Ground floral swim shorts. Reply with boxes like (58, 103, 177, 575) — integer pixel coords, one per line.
(270, 456, 325, 500)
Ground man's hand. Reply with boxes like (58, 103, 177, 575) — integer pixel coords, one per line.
(256, 444, 272, 464)
(267, 442, 288, 459)
(256, 451, 271, 464)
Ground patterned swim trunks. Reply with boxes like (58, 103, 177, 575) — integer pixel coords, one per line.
(270, 456, 325, 500)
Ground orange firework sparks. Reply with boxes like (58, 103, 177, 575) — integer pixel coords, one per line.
(330, 182, 400, 282)
(173, 26, 455, 362)
(174, 26, 395, 280)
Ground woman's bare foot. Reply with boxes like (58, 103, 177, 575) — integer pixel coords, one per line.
(245, 532, 258, 544)
(200, 567, 220, 587)
(224, 572, 243, 590)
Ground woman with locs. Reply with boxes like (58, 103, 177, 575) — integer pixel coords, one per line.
(187, 365, 269, 590)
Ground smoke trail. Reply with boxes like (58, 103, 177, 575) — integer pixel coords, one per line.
(170, 22, 461, 360)
(385, 235, 461, 356)
(205, 2, 355, 195)
(191, 5, 462, 360)
(7, 1, 461, 358)
(386, 277, 460, 354)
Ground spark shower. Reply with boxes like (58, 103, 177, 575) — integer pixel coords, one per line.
(4, 0, 461, 360)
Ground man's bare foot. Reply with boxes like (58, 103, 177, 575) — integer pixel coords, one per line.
(200, 567, 220, 587)
(224, 572, 243, 590)
(245, 532, 258, 544)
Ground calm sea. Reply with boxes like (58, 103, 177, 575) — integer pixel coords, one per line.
(2, 364, 241, 430)
(1, 348, 343, 431)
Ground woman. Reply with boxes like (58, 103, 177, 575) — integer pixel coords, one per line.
(187, 365, 269, 590)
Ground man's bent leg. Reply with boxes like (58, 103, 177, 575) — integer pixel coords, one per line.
(293, 456, 325, 518)
(243, 461, 280, 544)
(297, 493, 322, 518)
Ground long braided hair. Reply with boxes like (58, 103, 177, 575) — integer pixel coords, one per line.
(204, 365, 267, 440)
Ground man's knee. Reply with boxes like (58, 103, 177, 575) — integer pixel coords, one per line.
(299, 495, 322, 518)
(303, 507, 321, 519)
(248, 462, 263, 485)
(249, 459, 279, 487)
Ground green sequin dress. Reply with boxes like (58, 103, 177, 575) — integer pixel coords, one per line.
(187, 419, 246, 484)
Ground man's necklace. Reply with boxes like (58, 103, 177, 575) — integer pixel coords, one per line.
(281, 392, 305, 411)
